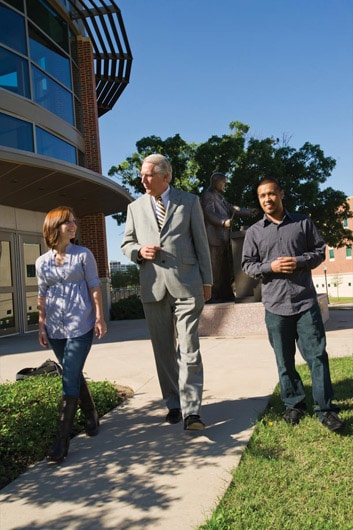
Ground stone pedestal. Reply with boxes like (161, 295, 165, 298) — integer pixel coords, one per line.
(199, 301, 266, 336)
(199, 294, 329, 337)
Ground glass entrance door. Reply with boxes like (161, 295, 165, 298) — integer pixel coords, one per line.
(0, 234, 17, 336)
(0, 232, 43, 336)
(21, 236, 42, 332)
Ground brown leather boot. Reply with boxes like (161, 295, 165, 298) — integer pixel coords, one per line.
(79, 381, 99, 436)
(47, 396, 78, 464)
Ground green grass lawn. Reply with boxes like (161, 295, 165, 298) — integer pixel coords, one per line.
(328, 297, 353, 304)
(0, 377, 133, 489)
(199, 357, 353, 530)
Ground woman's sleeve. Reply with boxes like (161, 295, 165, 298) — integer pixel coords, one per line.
(35, 258, 49, 297)
(82, 249, 100, 288)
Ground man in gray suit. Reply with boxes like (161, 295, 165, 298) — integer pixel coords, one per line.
(121, 154, 213, 430)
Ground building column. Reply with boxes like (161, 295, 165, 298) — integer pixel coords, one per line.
(76, 36, 110, 320)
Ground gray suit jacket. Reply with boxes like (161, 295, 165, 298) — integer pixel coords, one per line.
(121, 187, 213, 303)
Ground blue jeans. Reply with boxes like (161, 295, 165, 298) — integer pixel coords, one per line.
(265, 302, 338, 417)
(48, 329, 94, 397)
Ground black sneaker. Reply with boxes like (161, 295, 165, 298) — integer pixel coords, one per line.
(184, 415, 205, 430)
(321, 411, 345, 432)
(283, 407, 305, 425)
(165, 408, 182, 424)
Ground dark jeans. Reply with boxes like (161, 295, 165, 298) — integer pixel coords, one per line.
(48, 329, 94, 397)
(265, 302, 338, 417)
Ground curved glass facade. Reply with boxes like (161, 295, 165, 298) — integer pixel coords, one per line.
(0, 112, 33, 151)
(36, 125, 76, 163)
(0, 0, 80, 163)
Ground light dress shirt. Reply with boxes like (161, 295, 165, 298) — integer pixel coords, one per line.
(151, 186, 170, 214)
(36, 243, 100, 339)
(242, 211, 326, 316)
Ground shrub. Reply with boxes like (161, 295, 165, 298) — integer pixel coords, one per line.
(110, 294, 145, 320)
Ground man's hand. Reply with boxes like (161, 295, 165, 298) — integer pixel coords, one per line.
(203, 285, 212, 302)
(139, 245, 161, 260)
(271, 256, 297, 274)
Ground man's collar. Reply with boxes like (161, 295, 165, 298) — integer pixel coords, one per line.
(261, 209, 291, 226)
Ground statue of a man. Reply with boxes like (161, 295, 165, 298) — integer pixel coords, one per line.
(201, 172, 258, 303)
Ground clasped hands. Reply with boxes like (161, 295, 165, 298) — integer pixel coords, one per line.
(138, 245, 161, 260)
(271, 256, 297, 274)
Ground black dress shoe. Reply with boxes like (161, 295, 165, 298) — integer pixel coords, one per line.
(321, 411, 345, 431)
(283, 407, 306, 425)
(184, 415, 205, 430)
(166, 408, 182, 424)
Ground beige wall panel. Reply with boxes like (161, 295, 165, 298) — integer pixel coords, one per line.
(0, 206, 44, 233)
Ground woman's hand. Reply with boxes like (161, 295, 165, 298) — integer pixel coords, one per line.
(95, 318, 107, 339)
(38, 329, 49, 348)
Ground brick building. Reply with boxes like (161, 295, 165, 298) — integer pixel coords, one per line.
(313, 196, 353, 299)
(0, 0, 133, 335)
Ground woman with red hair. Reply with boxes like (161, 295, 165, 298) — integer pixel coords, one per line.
(36, 206, 107, 463)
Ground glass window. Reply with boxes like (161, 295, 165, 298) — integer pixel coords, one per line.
(23, 243, 40, 286)
(0, 241, 12, 286)
(23, 242, 41, 329)
(0, 240, 15, 335)
(69, 31, 78, 65)
(3, 0, 24, 11)
(329, 248, 334, 260)
(0, 4, 26, 54)
(343, 218, 348, 228)
(29, 24, 71, 88)
(0, 112, 34, 152)
(36, 126, 76, 163)
(0, 293, 15, 333)
(71, 62, 80, 98)
(32, 65, 74, 124)
(26, 291, 39, 327)
(77, 149, 86, 167)
(346, 246, 352, 258)
(27, 0, 69, 52)
(0, 47, 30, 97)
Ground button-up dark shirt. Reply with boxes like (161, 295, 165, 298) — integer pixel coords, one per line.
(241, 211, 326, 315)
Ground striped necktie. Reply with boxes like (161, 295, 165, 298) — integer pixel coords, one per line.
(155, 195, 166, 230)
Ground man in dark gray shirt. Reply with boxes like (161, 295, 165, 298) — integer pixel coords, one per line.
(242, 177, 344, 431)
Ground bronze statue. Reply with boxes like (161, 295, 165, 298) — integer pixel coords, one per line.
(201, 172, 258, 303)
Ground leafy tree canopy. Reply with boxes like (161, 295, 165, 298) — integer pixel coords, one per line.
(108, 121, 352, 247)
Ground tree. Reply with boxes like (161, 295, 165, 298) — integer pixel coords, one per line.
(111, 265, 139, 289)
(108, 121, 353, 247)
(332, 274, 343, 299)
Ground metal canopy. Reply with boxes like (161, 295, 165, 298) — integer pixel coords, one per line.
(69, 0, 133, 116)
(0, 149, 132, 217)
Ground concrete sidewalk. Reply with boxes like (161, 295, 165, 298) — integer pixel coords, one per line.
(0, 310, 352, 530)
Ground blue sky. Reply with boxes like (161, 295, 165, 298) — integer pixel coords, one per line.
(99, 0, 353, 263)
